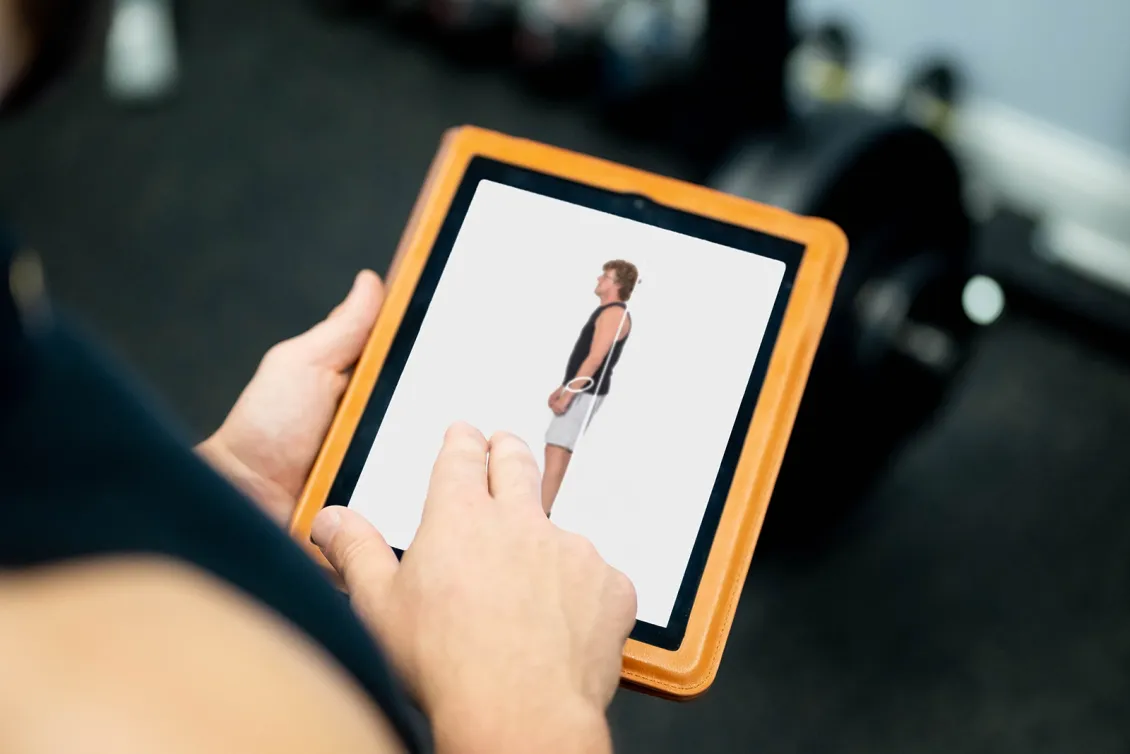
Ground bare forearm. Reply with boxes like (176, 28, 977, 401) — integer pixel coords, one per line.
(572, 354, 608, 382)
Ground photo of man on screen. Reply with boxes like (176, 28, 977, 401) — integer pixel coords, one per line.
(542, 259, 639, 516)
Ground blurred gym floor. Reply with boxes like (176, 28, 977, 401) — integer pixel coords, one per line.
(2, 1, 1128, 752)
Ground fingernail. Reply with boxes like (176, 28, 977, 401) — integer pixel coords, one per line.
(311, 507, 342, 548)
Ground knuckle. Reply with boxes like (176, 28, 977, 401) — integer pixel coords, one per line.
(261, 339, 296, 368)
(487, 429, 515, 446)
(564, 531, 600, 562)
(332, 530, 380, 573)
(445, 422, 486, 448)
(489, 432, 532, 459)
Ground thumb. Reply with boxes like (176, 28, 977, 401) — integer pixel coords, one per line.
(296, 270, 384, 371)
(312, 506, 399, 614)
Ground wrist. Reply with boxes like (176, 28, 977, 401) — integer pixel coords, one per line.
(196, 433, 291, 525)
(432, 690, 610, 754)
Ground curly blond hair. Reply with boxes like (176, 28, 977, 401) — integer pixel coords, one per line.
(603, 260, 639, 301)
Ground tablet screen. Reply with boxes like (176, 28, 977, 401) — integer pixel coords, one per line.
(328, 157, 803, 649)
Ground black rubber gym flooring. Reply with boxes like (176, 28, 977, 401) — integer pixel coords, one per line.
(2, 2, 1128, 751)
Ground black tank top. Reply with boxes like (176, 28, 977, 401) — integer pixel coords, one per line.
(0, 225, 425, 752)
(563, 302, 630, 396)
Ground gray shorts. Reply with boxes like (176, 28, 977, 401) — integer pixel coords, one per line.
(545, 392, 604, 452)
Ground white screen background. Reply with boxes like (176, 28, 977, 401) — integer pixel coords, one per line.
(349, 180, 786, 627)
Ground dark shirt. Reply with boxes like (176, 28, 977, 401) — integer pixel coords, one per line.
(563, 302, 630, 396)
(0, 223, 425, 753)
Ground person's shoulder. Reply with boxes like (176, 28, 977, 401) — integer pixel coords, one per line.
(597, 304, 629, 326)
(0, 556, 410, 754)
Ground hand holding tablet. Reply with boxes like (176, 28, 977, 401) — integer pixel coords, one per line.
(292, 127, 847, 699)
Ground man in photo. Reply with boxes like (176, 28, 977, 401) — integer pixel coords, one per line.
(542, 259, 639, 516)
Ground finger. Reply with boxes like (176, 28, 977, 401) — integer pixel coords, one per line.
(294, 270, 384, 371)
(486, 432, 541, 504)
(311, 506, 399, 617)
(424, 422, 489, 515)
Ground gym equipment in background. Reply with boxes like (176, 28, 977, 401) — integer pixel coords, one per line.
(896, 57, 961, 139)
(591, 0, 792, 166)
(711, 106, 983, 547)
(595, 0, 706, 133)
(104, 0, 179, 103)
(512, 0, 622, 96)
(691, 3, 998, 548)
(784, 19, 855, 116)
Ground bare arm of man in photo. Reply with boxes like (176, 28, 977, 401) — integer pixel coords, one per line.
(552, 307, 628, 415)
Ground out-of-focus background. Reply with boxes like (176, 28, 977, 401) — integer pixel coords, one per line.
(2, 0, 1128, 751)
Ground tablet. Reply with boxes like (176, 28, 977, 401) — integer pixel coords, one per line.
(290, 126, 847, 699)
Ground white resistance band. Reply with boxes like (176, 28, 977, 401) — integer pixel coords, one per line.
(562, 376, 595, 394)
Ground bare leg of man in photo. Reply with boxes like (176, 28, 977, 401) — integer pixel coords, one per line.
(542, 444, 572, 517)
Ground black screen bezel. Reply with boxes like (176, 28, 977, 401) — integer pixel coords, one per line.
(325, 156, 804, 650)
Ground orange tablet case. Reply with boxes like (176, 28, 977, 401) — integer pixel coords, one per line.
(288, 126, 848, 701)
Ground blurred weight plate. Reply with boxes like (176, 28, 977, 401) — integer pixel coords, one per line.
(711, 104, 982, 549)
